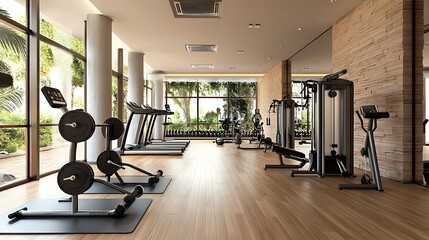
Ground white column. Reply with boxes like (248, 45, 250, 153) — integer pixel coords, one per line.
(126, 52, 145, 144)
(86, 14, 112, 163)
(148, 73, 165, 139)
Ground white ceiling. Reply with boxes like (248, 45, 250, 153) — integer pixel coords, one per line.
(86, 0, 363, 74)
(14, 0, 429, 74)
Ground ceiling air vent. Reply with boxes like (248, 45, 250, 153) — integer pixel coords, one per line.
(190, 64, 214, 69)
(185, 44, 218, 52)
(170, 0, 221, 18)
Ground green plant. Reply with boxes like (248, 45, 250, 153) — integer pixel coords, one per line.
(5, 142, 17, 153)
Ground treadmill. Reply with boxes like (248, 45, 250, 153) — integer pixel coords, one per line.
(140, 104, 189, 148)
(117, 102, 183, 155)
(131, 102, 187, 150)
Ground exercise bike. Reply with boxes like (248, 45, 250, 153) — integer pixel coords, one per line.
(236, 109, 267, 150)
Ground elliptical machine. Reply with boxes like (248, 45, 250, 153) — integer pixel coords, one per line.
(338, 105, 389, 191)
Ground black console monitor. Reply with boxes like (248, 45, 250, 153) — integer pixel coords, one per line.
(360, 105, 389, 119)
(165, 104, 171, 111)
(41, 86, 67, 108)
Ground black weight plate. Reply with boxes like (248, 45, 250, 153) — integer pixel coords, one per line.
(102, 118, 124, 140)
(58, 110, 96, 142)
(57, 161, 94, 195)
(97, 150, 123, 176)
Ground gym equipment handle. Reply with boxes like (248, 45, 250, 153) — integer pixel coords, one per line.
(356, 111, 367, 133)
(323, 69, 347, 81)
(63, 175, 76, 181)
(8, 207, 27, 219)
(424, 119, 429, 133)
(125, 185, 144, 202)
(362, 112, 389, 119)
(107, 160, 126, 170)
(65, 122, 77, 128)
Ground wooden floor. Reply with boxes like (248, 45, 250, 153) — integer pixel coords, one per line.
(1, 141, 429, 239)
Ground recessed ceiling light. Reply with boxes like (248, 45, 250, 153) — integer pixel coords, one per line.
(236, 50, 245, 53)
(279, 44, 283, 48)
(330, 0, 337, 2)
(248, 23, 261, 29)
(190, 64, 214, 69)
(268, 57, 272, 60)
(298, 27, 303, 31)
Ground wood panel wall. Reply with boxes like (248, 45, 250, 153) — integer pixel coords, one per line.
(257, 61, 292, 139)
(332, 0, 424, 182)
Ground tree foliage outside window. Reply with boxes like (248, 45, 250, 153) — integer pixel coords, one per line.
(0, 8, 85, 154)
(165, 80, 257, 132)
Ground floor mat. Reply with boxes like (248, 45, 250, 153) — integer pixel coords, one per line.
(0, 198, 152, 234)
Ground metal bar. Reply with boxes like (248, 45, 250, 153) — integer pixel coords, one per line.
(120, 112, 135, 151)
(0, 125, 28, 128)
(83, 20, 87, 162)
(112, 70, 120, 77)
(196, 82, 200, 131)
(39, 35, 85, 61)
(28, 0, 40, 180)
(0, 178, 30, 192)
(367, 119, 383, 191)
(0, 13, 30, 34)
(411, 0, 416, 183)
(117, 48, 124, 148)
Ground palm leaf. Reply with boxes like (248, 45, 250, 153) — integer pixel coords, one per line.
(0, 25, 26, 56)
(0, 87, 23, 112)
(0, 8, 10, 18)
(0, 60, 10, 74)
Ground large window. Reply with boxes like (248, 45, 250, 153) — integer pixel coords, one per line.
(0, 11, 27, 186)
(1, 0, 26, 24)
(39, 42, 85, 174)
(37, 7, 86, 174)
(0, 1, 132, 190)
(165, 79, 258, 133)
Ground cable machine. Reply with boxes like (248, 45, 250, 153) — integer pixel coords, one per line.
(292, 70, 354, 177)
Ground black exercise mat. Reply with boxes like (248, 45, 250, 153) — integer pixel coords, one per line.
(0, 198, 152, 234)
(85, 176, 172, 194)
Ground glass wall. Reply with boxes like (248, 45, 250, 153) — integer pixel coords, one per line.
(0, 1, 135, 190)
(144, 80, 153, 106)
(1, 0, 26, 24)
(165, 79, 258, 134)
(38, 15, 85, 175)
(0, 6, 27, 186)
